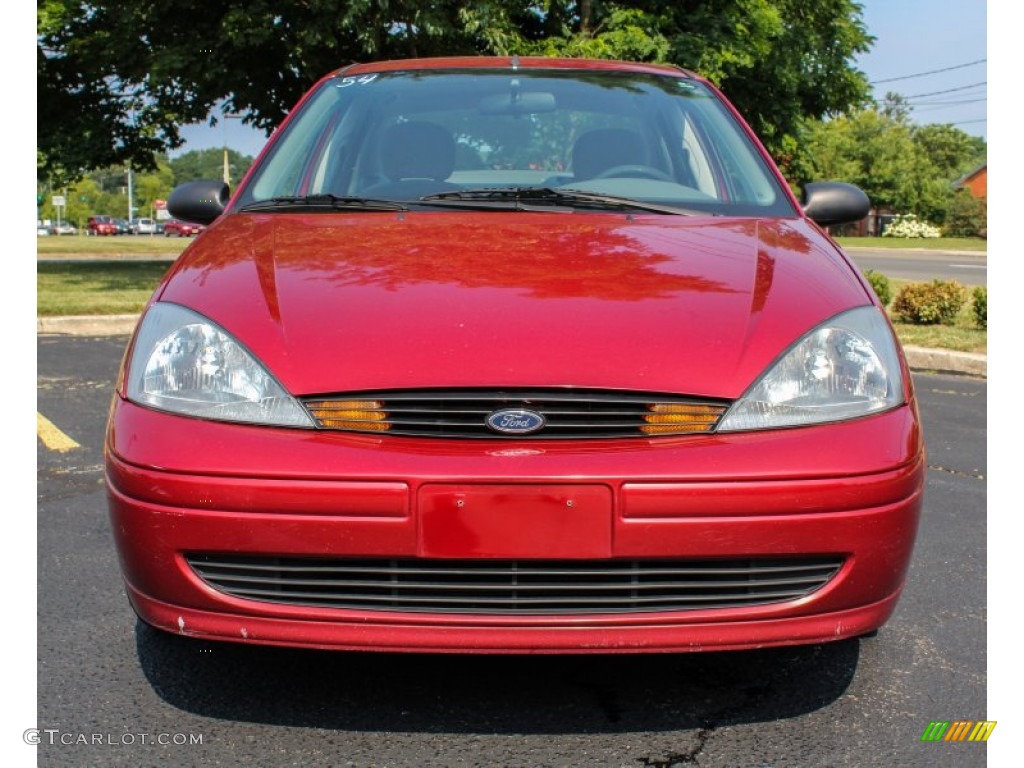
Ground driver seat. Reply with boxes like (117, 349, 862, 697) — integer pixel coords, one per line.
(571, 128, 650, 181)
(363, 121, 461, 199)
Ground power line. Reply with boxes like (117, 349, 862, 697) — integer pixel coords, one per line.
(871, 58, 986, 84)
(914, 98, 987, 105)
(911, 98, 987, 110)
(902, 81, 987, 99)
(873, 83, 986, 105)
(952, 119, 986, 125)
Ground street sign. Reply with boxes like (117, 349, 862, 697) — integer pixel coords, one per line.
(52, 195, 66, 207)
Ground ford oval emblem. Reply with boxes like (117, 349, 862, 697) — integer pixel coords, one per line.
(486, 409, 546, 435)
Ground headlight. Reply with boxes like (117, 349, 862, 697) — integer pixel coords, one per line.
(125, 303, 313, 427)
(718, 305, 905, 432)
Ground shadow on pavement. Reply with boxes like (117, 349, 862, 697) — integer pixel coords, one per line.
(137, 619, 860, 734)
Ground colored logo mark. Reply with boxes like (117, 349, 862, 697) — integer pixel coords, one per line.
(921, 721, 996, 742)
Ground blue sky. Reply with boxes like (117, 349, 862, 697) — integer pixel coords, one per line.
(175, 0, 989, 159)
(855, 0, 986, 139)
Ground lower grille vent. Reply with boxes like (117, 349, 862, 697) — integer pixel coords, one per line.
(187, 555, 843, 615)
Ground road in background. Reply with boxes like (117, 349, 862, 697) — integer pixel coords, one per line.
(36, 336, 986, 768)
(845, 248, 987, 286)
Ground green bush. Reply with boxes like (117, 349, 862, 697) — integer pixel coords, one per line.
(863, 269, 892, 306)
(944, 191, 987, 238)
(891, 279, 967, 325)
(972, 286, 987, 329)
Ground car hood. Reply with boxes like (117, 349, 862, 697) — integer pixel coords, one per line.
(157, 212, 870, 399)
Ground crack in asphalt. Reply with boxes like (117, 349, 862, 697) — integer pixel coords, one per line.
(928, 464, 985, 481)
(633, 645, 838, 768)
(636, 727, 711, 766)
(37, 465, 105, 503)
(923, 387, 982, 397)
(42, 463, 104, 476)
(37, 376, 113, 391)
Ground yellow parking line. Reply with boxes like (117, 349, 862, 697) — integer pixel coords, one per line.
(37, 412, 81, 452)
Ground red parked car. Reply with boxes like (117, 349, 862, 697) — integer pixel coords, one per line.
(87, 215, 118, 236)
(106, 57, 924, 654)
(162, 218, 203, 237)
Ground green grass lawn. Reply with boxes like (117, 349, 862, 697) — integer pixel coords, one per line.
(835, 236, 986, 252)
(891, 320, 986, 354)
(36, 234, 190, 257)
(37, 261, 171, 316)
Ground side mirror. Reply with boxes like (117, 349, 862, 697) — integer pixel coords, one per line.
(168, 180, 230, 225)
(802, 182, 870, 227)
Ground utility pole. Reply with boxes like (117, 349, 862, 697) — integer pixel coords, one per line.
(127, 165, 135, 222)
(127, 102, 138, 223)
(222, 110, 242, 186)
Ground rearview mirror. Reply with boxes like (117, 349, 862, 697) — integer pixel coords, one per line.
(479, 92, 557, 116)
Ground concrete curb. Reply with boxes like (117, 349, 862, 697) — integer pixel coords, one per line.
(901, 345, 986, 378)
(37, 314, 140, 336)
(37, 315, 988, 379)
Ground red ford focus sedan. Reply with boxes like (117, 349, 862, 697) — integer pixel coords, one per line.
(105, 57, 924, 654)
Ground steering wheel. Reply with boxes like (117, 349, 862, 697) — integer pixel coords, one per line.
(592, 164, 675, 182)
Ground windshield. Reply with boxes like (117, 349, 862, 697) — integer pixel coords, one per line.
(238, 68, 797, 217)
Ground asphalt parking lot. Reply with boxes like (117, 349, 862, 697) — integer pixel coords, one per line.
(35, 335, 987, 768)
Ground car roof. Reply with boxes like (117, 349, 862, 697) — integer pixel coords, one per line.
(338, 56, 697, 80)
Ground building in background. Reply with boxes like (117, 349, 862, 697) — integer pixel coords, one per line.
(953, 163, 987, 200)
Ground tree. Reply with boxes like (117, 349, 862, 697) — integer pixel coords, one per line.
(134, 162, 176, 218)
(794, 106, 987, 225)
(798, 109, 919, 213)
(879, 92, 911, 122)
(38, 1, 874, 181)
(912, 124, 986, 181)
(944, 190, 987, 237)
(654, 0, 874, 156)
(168, 149, 255, 187)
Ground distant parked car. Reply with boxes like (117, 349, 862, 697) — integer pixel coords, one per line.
(87, 215, 118, 236)
(162, 219, 203, 237)
(113, 218, 131, 235)
(130, 218, 158, 235)
(52, 222, 78, 236)
(37, 221, 51, 236)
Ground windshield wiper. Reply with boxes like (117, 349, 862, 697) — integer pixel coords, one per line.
(415, 187, 703, 215)
(239, 194, 408, 213)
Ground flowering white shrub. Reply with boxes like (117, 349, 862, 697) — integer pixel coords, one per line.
(882, 214, 941, 239)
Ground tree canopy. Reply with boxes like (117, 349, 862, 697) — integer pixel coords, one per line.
(791, 96, 986, 224)
(38, 0, 874, 183)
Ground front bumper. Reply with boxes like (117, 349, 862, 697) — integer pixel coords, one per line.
(106, 399, 924, 653)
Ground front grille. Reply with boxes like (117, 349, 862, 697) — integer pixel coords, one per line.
(303, 389, 730, 438)
(187, 555, 844, 615)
